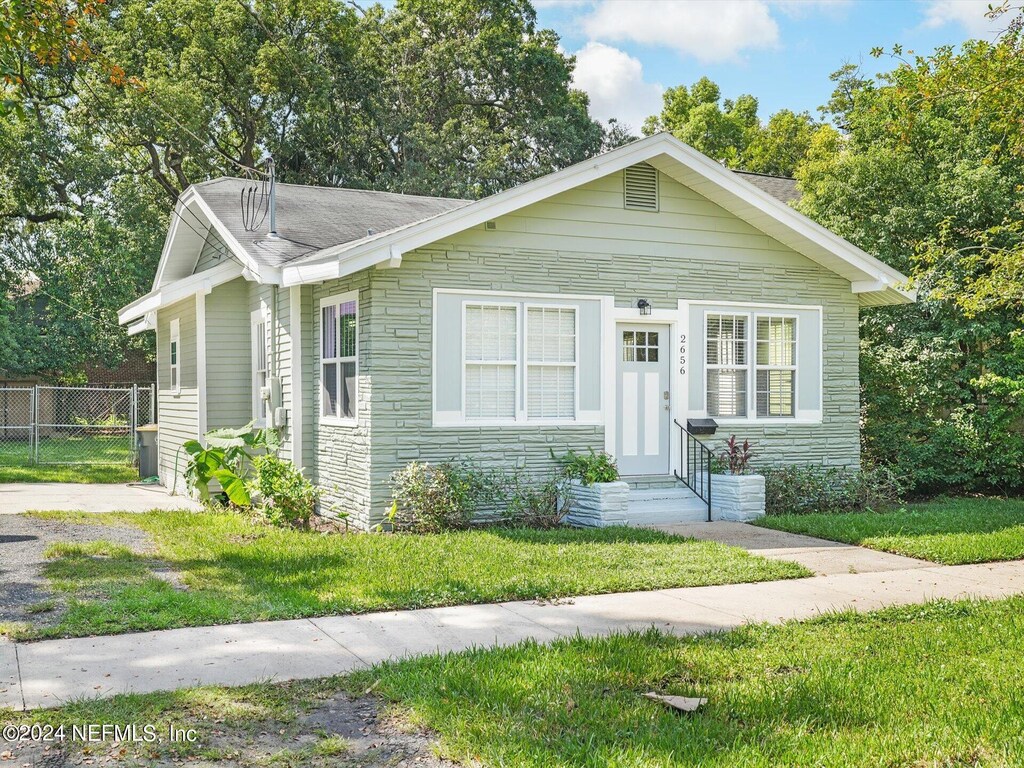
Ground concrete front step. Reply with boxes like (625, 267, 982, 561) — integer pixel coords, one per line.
(627, 483, 709, 526)
(622, 474, 684, 491)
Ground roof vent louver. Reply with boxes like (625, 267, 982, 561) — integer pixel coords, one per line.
(624, 163, 659, 212)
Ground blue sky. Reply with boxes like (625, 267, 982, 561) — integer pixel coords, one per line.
(534, 0, 1005, 132)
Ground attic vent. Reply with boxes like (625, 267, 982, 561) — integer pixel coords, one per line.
(624, 163, 659, 211)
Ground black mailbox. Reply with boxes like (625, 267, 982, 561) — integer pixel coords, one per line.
(686, 418, 718, 436)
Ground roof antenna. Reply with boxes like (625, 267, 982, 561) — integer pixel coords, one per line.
(239, 156, 278, 238)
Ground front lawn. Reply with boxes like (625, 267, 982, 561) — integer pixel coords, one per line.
(756, 496, 1024, 565)
(5, 597, 1023, 767)
(7, 510, 809, 640)
(0, 435, 137, 483)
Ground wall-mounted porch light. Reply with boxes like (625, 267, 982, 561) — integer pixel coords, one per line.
(637, 298, 651, 316)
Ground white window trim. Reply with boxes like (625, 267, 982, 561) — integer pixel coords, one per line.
(754, 312, 799, 420)
(461, 300, 520, 424)
(319, 290, 359, 427)
(168, 318, 181, 396)
(446, 297, 587, 427)
(251, 306, 270, 427)
(524, 303, 579, 422)
(704, 312, 750, 419)
(697, 304, 822, 425)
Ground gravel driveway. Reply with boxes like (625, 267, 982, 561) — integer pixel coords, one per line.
(0, 514, 152, 629)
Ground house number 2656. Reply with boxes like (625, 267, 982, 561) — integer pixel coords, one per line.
(678, 333, 686, 375)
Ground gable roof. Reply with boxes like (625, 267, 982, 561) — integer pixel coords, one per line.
(281, 133, 912, 306)
(121, 133, 912, 327)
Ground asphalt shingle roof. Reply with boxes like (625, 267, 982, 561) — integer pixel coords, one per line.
(192, 178, 469, 269)
(193, 169, 799, 270)
(733, 171, 800, 204)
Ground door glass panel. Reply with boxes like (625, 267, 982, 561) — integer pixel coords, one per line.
(623, 330, 659, 362)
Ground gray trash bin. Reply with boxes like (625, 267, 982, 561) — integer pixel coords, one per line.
(137, 423, 159, 479)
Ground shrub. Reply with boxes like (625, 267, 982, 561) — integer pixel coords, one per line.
(386, 461, 498, 533)
(553, 448, 619, 485)
(501, 475, 571, 529)
(251, 454, 318, 528)
(762, 463, 905, 516)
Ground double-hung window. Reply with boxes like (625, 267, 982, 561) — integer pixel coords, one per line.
(321, 293, 358, 422)
(755, 316, 796, 418)
(705, 312, 798, 419)
(706, 314, 748, 418)
(526, 306, 577, 419)
(252, 308, 269, 425)
(462, 302, 577, 422)
(169, 318, 180, 395)
(464, 304, 518, 419)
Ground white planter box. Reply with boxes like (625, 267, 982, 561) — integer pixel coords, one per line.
(562, 479, 630, 528)
(711, 474, 765, 522)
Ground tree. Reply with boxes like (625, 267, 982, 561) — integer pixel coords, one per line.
(0, 0, 605, 379)
(796, 16, 1024, 493)
(642, 76, 817, 176)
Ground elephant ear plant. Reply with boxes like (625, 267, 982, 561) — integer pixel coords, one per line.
(183, 422, 281, 506)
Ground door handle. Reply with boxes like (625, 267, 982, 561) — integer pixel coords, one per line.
(663, 390, 670, 410)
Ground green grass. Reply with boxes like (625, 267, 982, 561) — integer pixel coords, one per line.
(6, 597, 1024, 766)
(12, 510, 809, 640)
(0, 434, 137, 483)
(756, 496, 1024, 565)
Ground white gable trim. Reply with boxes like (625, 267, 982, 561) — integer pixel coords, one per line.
(279, 133, 914, 307)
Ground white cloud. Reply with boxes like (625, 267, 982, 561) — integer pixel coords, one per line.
(580, 0, 779, 63)
(571, 42, 664, 132)
(921, 0, 1004, 36)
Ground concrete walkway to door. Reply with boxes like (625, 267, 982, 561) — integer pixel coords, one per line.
(654, 521, 931, 576)
(4, 556, 1024, 711)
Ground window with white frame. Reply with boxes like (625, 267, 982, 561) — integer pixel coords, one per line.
(169, 318, 180, 394)
(321, 294, 358, 421)
(706, 314, 748, 417)
(461, 302, 578, 422)
(252, 308, 269, 424)
(755, 316, 796, 417)
(464, 303, 518, 419)
(526, 306, 577, 419)
(705, 312, 799, 419)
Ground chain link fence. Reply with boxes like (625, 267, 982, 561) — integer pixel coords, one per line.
(0, 384, 155, 468)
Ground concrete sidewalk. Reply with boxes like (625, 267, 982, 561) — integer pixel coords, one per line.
(0, 483, 201, 514)
(656, 521, 931, 575)
(3, 559, 1023, 711)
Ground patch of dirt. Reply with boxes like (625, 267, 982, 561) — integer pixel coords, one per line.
(2, 692, 460, 767)
(0, 514, 161, 632)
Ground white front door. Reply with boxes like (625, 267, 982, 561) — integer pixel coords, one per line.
(616, 324, 670, 475)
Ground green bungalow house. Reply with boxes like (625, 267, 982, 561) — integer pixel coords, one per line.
(118, 133, 913, 529)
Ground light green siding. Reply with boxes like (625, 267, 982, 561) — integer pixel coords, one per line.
(310, 273, 373, 527)
(205, 278, 250, 431)
(155, 295, 198, 492)
(192, 230, 236, 274)
(340, 168, 861, 526)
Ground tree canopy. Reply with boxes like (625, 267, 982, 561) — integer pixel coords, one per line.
(0, 0, 606, 379)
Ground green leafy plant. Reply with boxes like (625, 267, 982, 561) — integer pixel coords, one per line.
(251, 454, 318, 528)
(386, 461, 499, 533)
(183, 422, 281, 507)
(552, 449, 619, 485)
(718, 435, 753, 475)
(762, 463, 905, 516)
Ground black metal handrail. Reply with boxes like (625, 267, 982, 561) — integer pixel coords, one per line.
(673, 419, 713, 522)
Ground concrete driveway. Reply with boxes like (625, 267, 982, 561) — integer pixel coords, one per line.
(0, 482, 201, 514)
(654, 521, 930, 575)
